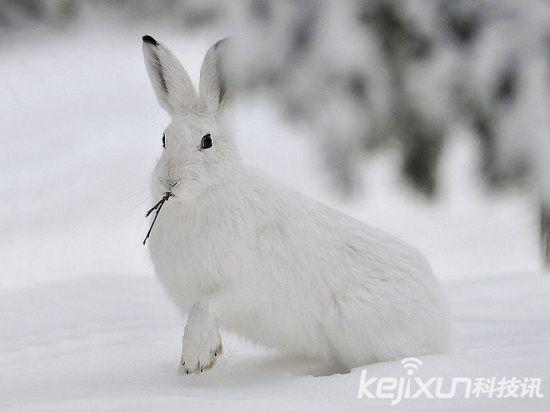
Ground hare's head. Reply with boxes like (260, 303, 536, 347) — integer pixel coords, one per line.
(142, 35, 238, 203)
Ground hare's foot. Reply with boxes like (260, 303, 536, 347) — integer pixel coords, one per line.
(180, 302, 222, 374)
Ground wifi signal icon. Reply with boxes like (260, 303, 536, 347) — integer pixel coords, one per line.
(401, 357, 422, 375)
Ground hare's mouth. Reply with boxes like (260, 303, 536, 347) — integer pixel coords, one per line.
(143, 192, 173, 245)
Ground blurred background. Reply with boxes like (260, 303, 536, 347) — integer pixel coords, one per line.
(2, 0, 546, 289)
(2, 1, 550, 410)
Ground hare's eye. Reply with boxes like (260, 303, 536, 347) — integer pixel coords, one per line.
(201, 133, 212, 150)
(162, 133, 166, 148)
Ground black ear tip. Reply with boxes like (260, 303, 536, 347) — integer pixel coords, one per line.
(214, 37, 229, 50)
(142, 35, 158, 46)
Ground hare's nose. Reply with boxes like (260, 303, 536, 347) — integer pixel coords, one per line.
(161, 178, 178, 190)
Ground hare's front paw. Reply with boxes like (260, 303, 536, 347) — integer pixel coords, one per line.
(180, 302, 222, 374)
(180, 325, 222, 374)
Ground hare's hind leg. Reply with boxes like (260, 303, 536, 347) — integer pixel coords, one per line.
(318, 293, 381, 370)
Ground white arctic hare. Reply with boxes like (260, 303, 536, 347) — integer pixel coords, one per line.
(141, 35, 450, 374)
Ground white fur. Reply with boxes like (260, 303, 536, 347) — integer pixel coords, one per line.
(142, 36, 450, 374)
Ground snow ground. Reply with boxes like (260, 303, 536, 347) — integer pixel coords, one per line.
(1, 23, 549, 410)
(1, 273, 549, 411)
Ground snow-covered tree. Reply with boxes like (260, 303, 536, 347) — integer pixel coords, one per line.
(4, 0, 549, 264)
(222, 0, 550, 265)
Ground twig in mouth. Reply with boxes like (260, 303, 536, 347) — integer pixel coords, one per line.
(143, 192, 172, 245)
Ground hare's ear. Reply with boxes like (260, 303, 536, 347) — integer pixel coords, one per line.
(142, 35, 197, 115)
(199, 38, 230, 112)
